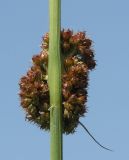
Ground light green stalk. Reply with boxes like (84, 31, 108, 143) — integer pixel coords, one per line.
(48, 0, 62, 160)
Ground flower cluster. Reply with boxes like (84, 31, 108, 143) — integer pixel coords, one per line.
(19, 29, 96, 134)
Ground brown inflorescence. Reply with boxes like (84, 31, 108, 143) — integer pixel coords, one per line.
(19, 29, 96, 134)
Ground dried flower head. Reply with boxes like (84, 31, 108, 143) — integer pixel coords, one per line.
(19, 29, 96, 134)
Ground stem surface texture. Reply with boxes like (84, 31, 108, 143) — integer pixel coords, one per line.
(48, 0, 62, 160)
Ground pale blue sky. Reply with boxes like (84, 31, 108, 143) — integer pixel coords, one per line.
(0, 0, 129, 159)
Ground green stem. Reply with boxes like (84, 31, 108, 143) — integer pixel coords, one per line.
(48, 0, 62, 160)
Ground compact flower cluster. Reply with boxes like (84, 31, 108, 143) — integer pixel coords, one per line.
(19, 29, 96, 134)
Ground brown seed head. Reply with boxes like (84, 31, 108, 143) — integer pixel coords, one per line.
(19, 29, 96, 134)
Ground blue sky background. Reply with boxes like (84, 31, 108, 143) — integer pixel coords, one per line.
(0, 0, 129, 159)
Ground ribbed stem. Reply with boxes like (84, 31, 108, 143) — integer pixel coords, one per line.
(48, 0, 62, 160)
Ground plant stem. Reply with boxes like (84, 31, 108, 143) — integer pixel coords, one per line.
(48, 0, 62, 160)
